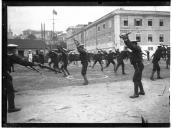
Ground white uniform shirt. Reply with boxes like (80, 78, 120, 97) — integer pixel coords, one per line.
(28, 53, 33, 62)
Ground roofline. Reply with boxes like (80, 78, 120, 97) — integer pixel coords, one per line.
(66, 9, 170, 39)
(85, 9, 170, 29)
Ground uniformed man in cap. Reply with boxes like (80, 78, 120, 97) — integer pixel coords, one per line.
(92, 50, 104, 71)
(5, 44, 40, 113)
(166, 47, 170, 69)
(4, 44, 21, 113)
(58, 47, 70, 77)
(73, 39, 89, 85)
(115, 46, 130, 75)
(105, 49, 116, 72)
(120, 33, 145, 98)
(38, 50, 45, 65)
(28, 50, 33, 62)
(144, 50, 150, 61)
(150, 45, 164, 80)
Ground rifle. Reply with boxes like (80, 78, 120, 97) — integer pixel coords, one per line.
(73, 38, 80, 47)
(120, 32, 132, 38)
(38, 64, 60, 74)
(25, 65, 42, 74)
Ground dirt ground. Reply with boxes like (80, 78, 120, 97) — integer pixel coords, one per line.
(6, 60, 170, 123)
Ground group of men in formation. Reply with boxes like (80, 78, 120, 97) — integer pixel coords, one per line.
(4, 32, 170, 114)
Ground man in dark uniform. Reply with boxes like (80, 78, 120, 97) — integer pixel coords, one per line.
(115, 47, 130, 75)
(120, 33, 145, 98)
(5, 44, 41, 113)
(58, 47, 70, 77)
(166, 47, 170, 69)
(4, 44, 21, 113)
(150, 46, 164, 80)
(38, 50, 45, 65)
(73, 39, 89, 85)
(161, 45, 167, 61)
(92, 50, 103, 71)
(144, 50, 150, 61)
(105, 49, 116, 72)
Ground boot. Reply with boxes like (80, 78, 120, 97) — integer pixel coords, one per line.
(8, 107, 21, 113)
(138, 82, 145, 95)
(150, 71, 155, 81)
(157, 71, 163, 79)
(83, 75, 88, 85)
(130, 82, 139, 98)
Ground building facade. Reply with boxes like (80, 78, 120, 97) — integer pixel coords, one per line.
(66, 9, 170, 55)
(8, 39, 48, 57)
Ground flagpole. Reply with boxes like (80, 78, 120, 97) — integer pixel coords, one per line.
(44, 23, 46, 53)
(53, 10, 55, 47)
(41, 23, 43, 41)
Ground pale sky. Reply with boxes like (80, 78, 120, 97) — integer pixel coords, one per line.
(7, 6, 170, 35)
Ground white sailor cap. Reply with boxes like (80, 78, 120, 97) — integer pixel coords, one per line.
(8, 44, 18, 47)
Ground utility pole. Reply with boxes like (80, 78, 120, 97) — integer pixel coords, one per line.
(96, 24, 98, 50)
(41, 23, 46, 53)
(52, 9, 57, 49)
(44, 23, 46, 53)
(53, 12, 55, 45)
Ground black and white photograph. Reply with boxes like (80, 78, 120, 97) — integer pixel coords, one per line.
(3, 3, 170, 126)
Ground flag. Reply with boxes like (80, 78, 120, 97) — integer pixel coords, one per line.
(53, 9, 57, 15)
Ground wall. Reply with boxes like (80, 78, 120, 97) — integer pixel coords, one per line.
(120, 14, 170, 50)
(85, 17, 114, 51)
(66, 11, 170, 53)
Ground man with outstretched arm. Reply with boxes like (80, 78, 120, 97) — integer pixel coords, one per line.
(120, 33, 145, 98)
(73, 39, 89, 85)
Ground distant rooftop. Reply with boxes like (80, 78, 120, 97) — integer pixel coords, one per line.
(8, 39, 47, 49)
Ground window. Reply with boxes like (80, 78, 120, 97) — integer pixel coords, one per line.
(148, 34, 153, 42)
(135, 19, 142, 26)
(103, 24, 106, 29)
(97, 26, 100, 31)
(136, 34, 141, 42)
(148, 19, 152, 26)
(123, 19, 128, 26)
(108, 20, 112, 28)
(159, 19, 164, 26)
(159, 34, 164, 42)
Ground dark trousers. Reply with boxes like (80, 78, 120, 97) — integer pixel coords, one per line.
(61, 62, 70, 75)
(81, 62, 88, 76)
(106, 59, 115, 67)
(166, 58, 170, 68)
(92, 60, 103, 67)
(5, 74, 15, 109)
(153, 62, 160, 72)
(116, 60, 125, 74)
(133, 62, 144, 94)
